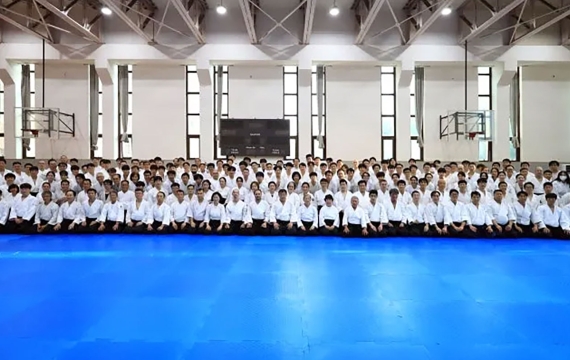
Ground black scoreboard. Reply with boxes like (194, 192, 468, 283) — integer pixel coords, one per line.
(220, 119, 290, 156)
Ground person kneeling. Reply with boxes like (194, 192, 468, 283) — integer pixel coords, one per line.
(319, 194, 339, 236)
(270, 189, 297, 236)
(203, 192, 226, 235)
(124, 189, 152, 234)
(53, 190, 84, 233)
(224, 188, 252, 235)
(32, 190, 58, 234)
(147, 191, 170, 234)
(512, 191, 541, 238)
(537, 193, 570, 239)
(342, 196, 369, 237)
(249, 189, 271, 235)
(170, 190, 191, 233)
(97, 191, 125, 233)
(7, 183, 37, 234)
(464, 191, 495, 238)
(0, 191, 11, 233)
(425, 191, 448, 237)
(444, 189, 470, 238)
(80, 189, 103, 233)
(385, 189, 408, 237)
(488, 189, 516, 238)
(406, 191, 429, 237)
(297, 193, 318, 236)
(366, 190, 388, 237)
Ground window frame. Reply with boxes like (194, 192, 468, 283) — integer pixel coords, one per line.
(91, 78, 103, 158)
(477, 67, 493, 161)
(283, 66, 299, 160)
(380, 66, 396, 160)
(117, 65, 133, 159)
(311, 66, 326, 158)
(186, 65, 201, 159)
(23, 64, 36, 159)
(410, 73, 424, 161)
(510, 68, 521, 161)
(213, 65, 229, 160)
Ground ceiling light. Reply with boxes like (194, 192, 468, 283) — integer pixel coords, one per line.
(441, 7, 452, 16)
(216, 4, 227, 14)
(329, 5, 339, 16)
(101, 6, 112, 15)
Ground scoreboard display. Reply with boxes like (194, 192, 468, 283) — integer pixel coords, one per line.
(220, 119, 290, 156)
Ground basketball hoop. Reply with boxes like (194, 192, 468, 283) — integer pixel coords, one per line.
(22, 129, 40, 138)
(468, 132, 480, 140)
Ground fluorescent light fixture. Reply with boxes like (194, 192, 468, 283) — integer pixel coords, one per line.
(101, 6, 112, 15)
(216, 4, 227, 14)
(329, 5, 339, 16)
(441, 7, 452, 16)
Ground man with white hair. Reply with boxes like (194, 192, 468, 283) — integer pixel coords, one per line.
(342, 196, 368, 237)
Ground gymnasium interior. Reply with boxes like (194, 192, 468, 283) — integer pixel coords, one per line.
(0, 0, 570, 359)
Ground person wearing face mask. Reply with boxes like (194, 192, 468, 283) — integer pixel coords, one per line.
(553, 171, 570, 198)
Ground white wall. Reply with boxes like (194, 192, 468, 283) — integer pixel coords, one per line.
(520, 66, 570, 162)
(35, 64, 90, 159)
(423, 66, 479, 160)
(326, 66, 381, 160)
(131, 65, 186, 159)
(228, 66, 283, 118)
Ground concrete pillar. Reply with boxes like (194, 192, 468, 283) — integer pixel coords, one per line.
(493, 63, 517, 161)
(0, 61, 18, 158)
(96, 60, 117, 159)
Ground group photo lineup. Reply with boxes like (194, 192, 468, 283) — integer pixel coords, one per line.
(4, 0, 570, 357)
(3, 155, 569, 239)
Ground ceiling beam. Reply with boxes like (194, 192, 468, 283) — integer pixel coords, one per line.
(407, 0, 467, 44)
(355, 0, 387, 44)
(34, 0, 102, 43)
(171, 0, 205, 44)
(99, 0, 154, 43)
(302, 0, 317, 44)
(239, 0, 258, 44)
(513, 8, 570, 45)
(31, 0, 79, 30)
(459, 0, 525, 43)
(537, 0, 570, 23)
(0, 12, 52, 42)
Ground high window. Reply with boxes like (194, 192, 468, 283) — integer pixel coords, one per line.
(311, 66, 326, 158)
(93, 79, 103, 158)
(213, 66, 229, 159)
(24, 64, 36, 158)
(410, 73, 423, 160)
(118, 65, 133, 159)
(187, 65, 200, 159)
(477, 67, 492, 161)
(510, 69, 521, 161)
(380, 66, 396, 160)
(283, 66, 299, 160)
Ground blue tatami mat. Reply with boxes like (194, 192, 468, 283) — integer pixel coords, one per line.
(0, 234, 570, 360)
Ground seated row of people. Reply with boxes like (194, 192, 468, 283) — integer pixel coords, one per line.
(4, 182, 570, 239)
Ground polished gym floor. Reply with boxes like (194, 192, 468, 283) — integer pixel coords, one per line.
(0, 234, 569, 360)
